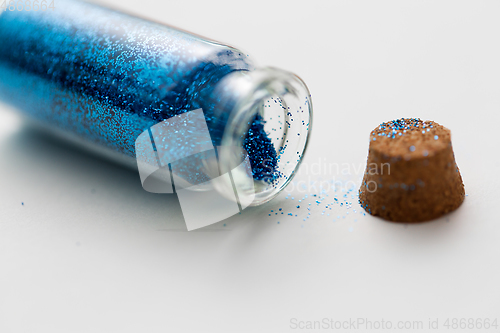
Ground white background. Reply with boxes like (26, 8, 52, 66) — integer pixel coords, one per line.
(1, 1, 499, 332)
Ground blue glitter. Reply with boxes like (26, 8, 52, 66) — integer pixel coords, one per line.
(243, 114, 278, 180)
(434, 135, 439, 140)
(0, 2, 246, 152)
(409, 145, 416, 152)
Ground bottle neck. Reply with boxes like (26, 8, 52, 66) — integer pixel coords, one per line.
(212, 67, 313, 205)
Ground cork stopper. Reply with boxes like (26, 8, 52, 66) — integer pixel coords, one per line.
(359, 118, 465, 222)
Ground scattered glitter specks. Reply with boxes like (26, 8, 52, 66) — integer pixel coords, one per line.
(266, 178, 366, 229)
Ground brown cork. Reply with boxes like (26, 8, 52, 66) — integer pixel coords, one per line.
(358, 118, 465, 222)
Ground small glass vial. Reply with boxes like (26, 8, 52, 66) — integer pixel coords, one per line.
(0, 0, 312, 205)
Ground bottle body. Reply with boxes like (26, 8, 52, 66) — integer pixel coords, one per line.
(0, 0, 312, 205)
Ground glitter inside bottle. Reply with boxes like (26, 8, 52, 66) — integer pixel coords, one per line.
(0, 0, 312, 205)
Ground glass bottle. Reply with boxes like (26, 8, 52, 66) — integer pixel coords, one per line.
(0, 0, 312, 205)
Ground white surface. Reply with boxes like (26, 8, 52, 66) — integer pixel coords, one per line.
(1, 1, 500, 332)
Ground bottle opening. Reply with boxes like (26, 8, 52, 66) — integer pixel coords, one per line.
(219, 67, 313, 206)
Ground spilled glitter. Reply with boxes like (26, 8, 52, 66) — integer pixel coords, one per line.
(264, 176, 367, 232)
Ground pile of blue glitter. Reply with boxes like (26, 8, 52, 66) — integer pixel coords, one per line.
(243, 114, 278, 181)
